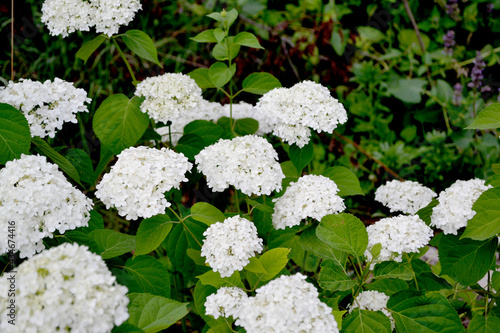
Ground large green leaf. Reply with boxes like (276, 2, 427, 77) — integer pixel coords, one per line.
(289, 141, 313, 172)
(317, 213, 368, 257)
(397, 29, 430, 55)
(196, 270, 245, 289)
(166, 223, 196, 276)
(298, 226, 347, 266)
(234, 118, 259, 135)
(341, 309, 392, 333)
(127, 293, 188, 333)
(0, 103, 30, 164)
(416, 199, 439, 226)
(212, 37, 240, 61)
(466, 104, 500, 129)
(175, 133, 205, 160)
(242, 72, 281, 95)
(208, 62, 236, 88)
(322, 166, 364, 196)
(358, 26, 386, 43)
(387, 78, 427, 104)
(90, 229, 136, 259)
(373, 261, 414, 281)
(65, 148, 95, 184)
(245, 248, 289, 282)
(468, 315, 500, 332)
(122, 30, 161, 66)
(318, 260, 355, 291)
(184, 120, 224, 145)
(124, 256, 171, 298)
(462, 189, 500, 240)
(93, 94, 149, 155)
(233, 32, 263, 49)
(190, 202, 226, 226)
(388, 291, 464, 333)
(364, 278, 409, 296)
(76, 35, 107, 63)
(191, 29, 217, 43)
(188, 68, 216, 89)
(439, 233, 497, 286)
(135, 215, 174, 257)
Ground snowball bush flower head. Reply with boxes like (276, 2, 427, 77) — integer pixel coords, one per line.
(41, 0, 93, 37)
(236, 274, 339, 333)
(0, 243, 129, 332)
(431, 178, 492, 235)
(0, 154, 93, 258)
(375, 179, 437, 214)
(95, 146, 192, 220)
(350, 291, 394, 329)
(0, 78, 91, 138)
(135, 73, 203, 123)
(273, 123, 311, 148)
(201, 216, 263, 277)
(365, 215, 433, 266)
(205, 287, 248, 319)
(91, 0, 142, 36)
(195, 135, 285, 196)
(272, 175, 345, 229)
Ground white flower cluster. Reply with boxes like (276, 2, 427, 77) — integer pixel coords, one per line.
(0, 78, 90, 138)
(41, 0, 141, 37)
(350, 291, 394, 328)
(0, 243, 129, 332)
(256, 81, 348, 147)
(375, 179, 437, 214)
(195, 135, 285, 196)
(365, 215, 433, 266)
(205, 287, 248, 319)
(431, 178, 491, 235)
(0, 154, 93, 258)
(135, 73, 203, 124)
(95, 146, 192, 220)
(235, 274, 339, 333)
(201, 216, 263, 277)
(272, 175, 345, 229)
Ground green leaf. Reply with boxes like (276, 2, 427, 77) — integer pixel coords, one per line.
(112, 323, 144, 333)
(281, 161, 300, 178)
(462, 189, 500, 240)
(322, 166, 364, 196)
(492, 164, 500, 175)
(90, 229, 136, 259)
(492, 271, 500, 292)
(387, 78, 427, 104)
(244, 256, 268, 274)
(342, 309, 392, 333)
(65, 149, 94, 184)
(124, 256, 171, 298)
(364, 278, 409, 296)
(0, 103, 30, 165)
(416, 199, 439, 226)
(175, 133, 205, 160)
(209, 62, 236, 88)
(234, 118, 259, 135)
(388, 291, 464, 333)
(298, 226, 347, 265)
(122, 30, 161, 66)
(318, 260, 355, 291)
(196, 270, 245, 289)
(466, 104, 500, 130)
(289, 141, 313, 172)
(191, 29, 217, 43)
(439, 233, 498, 286)
(188, 68, 216, 89)
(191, 202, 226, 225)
(212, 37, 240, 61)
(242, 72, 281, 95)
(398, 29, 430, 55)
(358, 26, 386, 43)
(468, 315, 500, 333)
(213, 28, 225, 43)
(184, 120, 224, 145)
(93, 94, 149, 155)
(233, 32, 263, 49)
(207, 12, 223, 23)
(373, 261, 414, 281)
(193, 282, 232, 330)
(258, 248, 290, 281)
(223, 9, 239, 29)
(127, 293, 188, 333)
(135, 215, 174, 257)
(32, 137, 81, 186)
(76, 35, 107, 64)
(166, 223, 196, 276)
(246, 199, 274, 213)
(317, 213, 368, 256)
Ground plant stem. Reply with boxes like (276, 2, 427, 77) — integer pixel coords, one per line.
(424, 91, 452, 135)
(485, 271, 491, 317)
(112, 38, 137, 83)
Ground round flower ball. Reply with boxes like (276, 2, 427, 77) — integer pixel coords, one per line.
(41, 0, 93, 37)
(0, 154, 93, 258)
(195, 135, 285, 196)
(430, 178, 491, 235)
(235, 274, 339, 333)
(0, 243, 129, 332)
(95, 146, 192, 220)
(134, 73, 203, 123)
(272, 175, 345, 229)
(205, 287, 248, 319)
(365, 215, 433, 267)
(201, 216, 263, 277)
(0, 78, 91, 138)
(90, 0, 142, 36)
(375, 179, 437, 214)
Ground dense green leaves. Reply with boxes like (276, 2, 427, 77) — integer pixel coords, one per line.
(317, 213, 368, 256)
(462, 188, 500, 240)
(124, 256, 171, 298)
(135, 215, 174, 257)
(298, 226, 347, 265)
(242, 72, 281, 95)
(373, 261, 414, 281)
(322, 166, 364, 196)
(0, 103, 30, 165)
(468, 315, 500, 332)
(341, 309, 392, 333)
(318, 260, 355, 291)
(121, 30, 161, 66)
(76, 35, 107, 63)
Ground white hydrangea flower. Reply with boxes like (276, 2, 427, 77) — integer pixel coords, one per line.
(90, 0, 142, 36)
(272, 175, 345, 229)
(0, 243, 129, 332)
(431, 178, 492, 235)
(195, 135, 285, 196)
(0, 78, 91, 138)
(365, 215, 433, 266)
(273, 123, 311, 148)
(95, 146, 192, 220)
(135, 73, 203, 123)
(41, 0, 93, 37)
(236, 274, 339, 333)
(0, 154, 93, 258)
(375, 179, 437, 214)
(201, 216, 263, 278)
(205, 287, 248, 319)
(350, 291, 394, 329)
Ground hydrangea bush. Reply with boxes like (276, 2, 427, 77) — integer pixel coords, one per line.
(1, 1, 500, 333)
